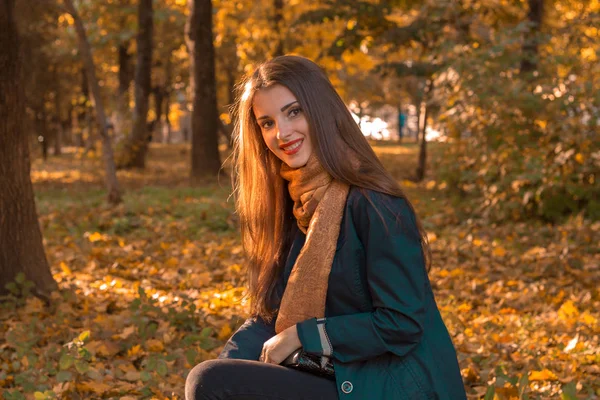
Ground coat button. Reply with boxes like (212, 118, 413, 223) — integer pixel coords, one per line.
(341, 381, 353, 394)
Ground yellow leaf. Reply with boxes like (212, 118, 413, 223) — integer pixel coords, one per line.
(218, 324, 233, 341)
(529, 369, 558, 381)
(558, 300, 579, 321)
(472, 239, 483, 246)
(78, 330, 91, 343)
(581, 47, 597, 61)
(127, 344, 142, 357)
(450, 268, 464, 277)
(60, 261, 72, 275)
(146, 339, 164, 352)
(493, 246, 507, 257)
(88, 232, 104, 242)
(581, 311, 597, 327)
(575, 153, 584, 164)
(427, 232, 437, 243)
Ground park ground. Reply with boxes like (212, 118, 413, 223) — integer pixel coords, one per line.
(1, 142, 598, 399)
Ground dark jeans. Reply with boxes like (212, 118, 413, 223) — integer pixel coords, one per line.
(185, 359, 338, 400)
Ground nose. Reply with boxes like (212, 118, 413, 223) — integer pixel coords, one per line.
(276, 120, 293, 141)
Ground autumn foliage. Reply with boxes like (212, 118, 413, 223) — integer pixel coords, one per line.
(2, 0, 600, 398)
(1, 144, 599, 399)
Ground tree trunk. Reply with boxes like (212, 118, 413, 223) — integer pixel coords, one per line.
(520, 0, 544, 74)
(0, 0, 57, 299)
(187, 0, 222, 183)
(273, 0, 284, 56)
(115, 42, 132, 142)
(119, 0, 153, 168)
(64, 0, 122, 204)
(165, 103, 172, 143)
(415, 80, 433, 182)
(415, 101, 428, 181)
(54, 87, 62, 155)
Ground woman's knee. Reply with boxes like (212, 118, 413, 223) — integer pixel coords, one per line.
(185, 359, 231, 400)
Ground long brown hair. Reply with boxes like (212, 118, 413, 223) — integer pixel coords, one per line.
(230, 55, 430, 322)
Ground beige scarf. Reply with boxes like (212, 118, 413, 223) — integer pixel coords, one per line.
(275, 152, 351, 334)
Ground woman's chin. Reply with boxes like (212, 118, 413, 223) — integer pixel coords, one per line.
(282, 155, 309, 169)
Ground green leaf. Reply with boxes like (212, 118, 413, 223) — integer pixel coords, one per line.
(59, 353, 74, 370)
(518, 373, 529, 397)
(146, 357, 157, 371)
(560, 382, 578, 400)
(15, 273, 26, 284)
(200, 327, 213, 339)
(156, 360, 168, 377)
(185, 349, 198, 365)
(484, 386, 495, 400)
(140, 370, 152, 382)
(56, 370, 73, 382)
(5, 391, 26, 400)
(74, 360, 89, 374)
(5, 282, 18, 295)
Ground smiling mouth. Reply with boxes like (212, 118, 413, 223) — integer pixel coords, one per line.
(282, 140, 303, 151)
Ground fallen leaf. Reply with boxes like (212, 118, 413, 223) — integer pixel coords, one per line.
(530, 369, 559, 381)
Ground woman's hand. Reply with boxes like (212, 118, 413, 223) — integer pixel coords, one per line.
(259, 325, 302, 365)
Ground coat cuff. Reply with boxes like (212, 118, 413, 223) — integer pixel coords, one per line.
(296, 317, 332, 356)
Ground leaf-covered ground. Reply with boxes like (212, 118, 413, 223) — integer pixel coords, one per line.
(1, 143, 598, 399)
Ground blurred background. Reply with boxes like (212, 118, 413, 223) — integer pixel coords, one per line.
(13, 0, 599, 221)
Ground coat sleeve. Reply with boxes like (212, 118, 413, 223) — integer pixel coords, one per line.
(218, 315, 276, 360)
(296, 191, 428, 363)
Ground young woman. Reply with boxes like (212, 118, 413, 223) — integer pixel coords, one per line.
(185, 55, 467, 400)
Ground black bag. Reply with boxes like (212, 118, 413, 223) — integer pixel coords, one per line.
(281, 349, 335, 380)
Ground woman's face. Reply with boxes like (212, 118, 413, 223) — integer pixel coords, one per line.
(252, 84, 313, 169)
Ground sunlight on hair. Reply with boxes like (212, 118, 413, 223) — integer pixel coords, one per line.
(241, 81, 253, 102)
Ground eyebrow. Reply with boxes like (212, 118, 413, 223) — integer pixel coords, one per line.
(256, 101, 299, 121)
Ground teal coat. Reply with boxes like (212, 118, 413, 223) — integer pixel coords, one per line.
(219, 187, 467, 400)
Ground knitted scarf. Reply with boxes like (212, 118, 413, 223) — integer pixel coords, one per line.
(275, 152, 351, 334)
